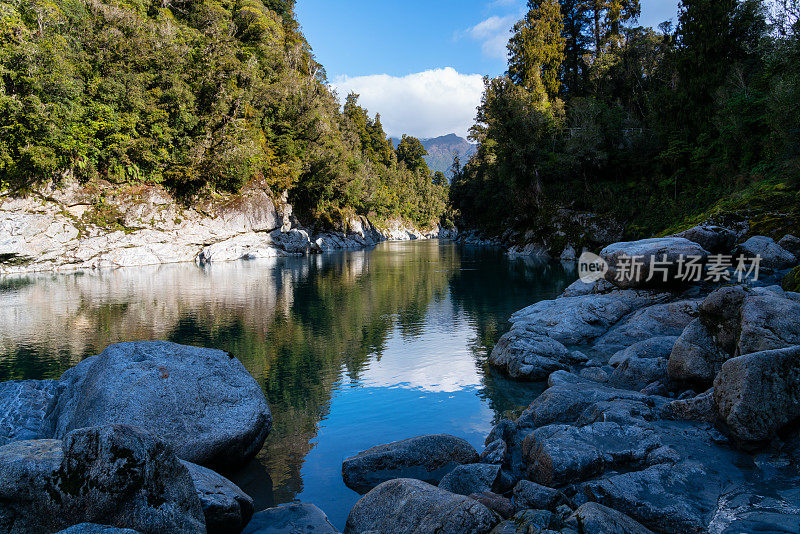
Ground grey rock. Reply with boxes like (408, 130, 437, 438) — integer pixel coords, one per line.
(608, 357, 667, 391)
(438, 463, 501, 496)
(480, 439, 507, 465)
(242, 504, 338, 534)
(0, 380, 58, 445)
(516, 382, 657, 430)
(0, 425, 205, 534)
(49, 341, 272, 470)
(565, 502, 654, 534)
(737, 293, 800, 356)
(592, 300, 700, 357)
(270, 228, 312, 254)
(600, 238, 710, 289)
(344, 478, 498, 534)
(491, 510, 560, 534)
(714, 346, 800, 443)
(699, 285, 747, 353)
(608, 336, 678, 367)
(508, 290, 670, 346)
(559, 278, 614, 298)
(181, 460, 254, 534)
(522, 422, 661, 487)
(488, 332, 573, 380)
(736, 236, 797, 269)
(663, 389, 716, 423)
(579, 367, 609, 382)
(512, 480, 564, 511)
(341, 434, 479, 494)
(468, 492, 514, 519)
(668, 319, 729, 385)
(778, 234, 800, 258)
(580, 462, 716, 533)
(55, 525, 141, 534)
(674, 225, 737, 254)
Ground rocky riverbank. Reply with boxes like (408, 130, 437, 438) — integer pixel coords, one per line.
(1, 226, 799, 533)
(0, 179, 456, 275)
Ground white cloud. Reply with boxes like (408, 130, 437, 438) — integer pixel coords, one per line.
(331, 68, 485, 139)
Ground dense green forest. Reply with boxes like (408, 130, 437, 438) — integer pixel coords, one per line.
(451, 0, 800, 238)
(0, 0, 448, 228)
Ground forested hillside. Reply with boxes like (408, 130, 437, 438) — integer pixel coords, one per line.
(0, 0, 447, 228)
(450, 0, 800, 238)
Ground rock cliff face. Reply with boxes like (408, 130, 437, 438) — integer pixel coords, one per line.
(0, 180, 456, 274)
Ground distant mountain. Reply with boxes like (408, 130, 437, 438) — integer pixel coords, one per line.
(391, 134, 477, 176)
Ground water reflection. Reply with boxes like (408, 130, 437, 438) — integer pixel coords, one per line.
(0, 241, 575, 528)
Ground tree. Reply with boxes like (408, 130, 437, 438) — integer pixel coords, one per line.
(584, 0, 642, 56)
(395, 135, 430, 176)
(508, 0, 567, 101)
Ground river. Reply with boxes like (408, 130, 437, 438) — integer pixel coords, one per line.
(0, 240, 576, 528)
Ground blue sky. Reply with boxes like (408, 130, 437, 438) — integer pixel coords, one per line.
(296, 0, 680, 138)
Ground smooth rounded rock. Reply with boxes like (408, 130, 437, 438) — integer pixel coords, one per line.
(0, 380, 58, 445)
(342, 434, 479, 494)
(674, 225, 737, 254)
(242, 503, 338, 534)
(600, 238, 710, 289)
(181, 460, 254, 534)
(0, 425, 205, 534)
(438, 463, 501, 496)
(714, 346, 800, 444)
(736, 236, 797, 269)
(344, 478, 498, 534)
(566, 502, 654, 534)
(49, 341, 272, 470)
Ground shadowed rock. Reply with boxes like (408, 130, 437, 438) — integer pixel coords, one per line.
(565, 502, 654, 534)
(344, 478, 498, 534)
(181, 460, 254, 534)
(342, 434, 479, 494)
(668, 319, 729, 385)
(242, 504, 338, 534)
(736, 236, 797, 269)
(438, 463, 501, 496)
(674, 225, 737, 254)
(714, 346, 800, 444)
(0, 425, 205, 534)
(601, 238, 710, 289)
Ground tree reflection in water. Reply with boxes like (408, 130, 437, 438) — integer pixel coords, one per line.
(0, 240, 575, 527)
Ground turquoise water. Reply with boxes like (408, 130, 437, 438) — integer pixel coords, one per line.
(0, 240, 576, 528)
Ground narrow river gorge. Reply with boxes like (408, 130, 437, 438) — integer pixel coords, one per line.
(0, 240, 576, 528)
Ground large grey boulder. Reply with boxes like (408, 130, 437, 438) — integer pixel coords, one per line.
(269, 228, 312, 254)
(48, 341, 272, 470)
(699, 286, 748, 354)
(713, 346, 800, 444)
(508, 290, 670, 346)
(344, 478, 499, 534)
(608, 356, 667, 391)
(674, 225, 737, 254)
(778, 235, 800, 259)
(737, 293, 800, 356)
(668, 319, 729, 385)
(516, 382, 658, 430)
(592, 300, 700, 357)
(438, 463, 501, 496)
(512, 480, 564, 511)
(342, 434, 479, 494)
(0, 425, 205, 534)
(609, 336, 678, 366)
(180, 460, 254, 534)
(488, 332, 579, 380)
(663, 389, 716, 423)
(242, 504, 338, 534)
(56, 525, 141, 534)
(522, 422, 661, 487)
(600, 238, 710, 289)
(736, 236, 797, 269)
(565, 502, 654, 534)
(580, 461, 716, 533)
(0, 380, 58, 445)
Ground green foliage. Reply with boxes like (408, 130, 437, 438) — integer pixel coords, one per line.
(452, 0, 800, 238)
(0, 0, 447, 229)
(784, 266, 800, 293)
(508, 0, 566, 100)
